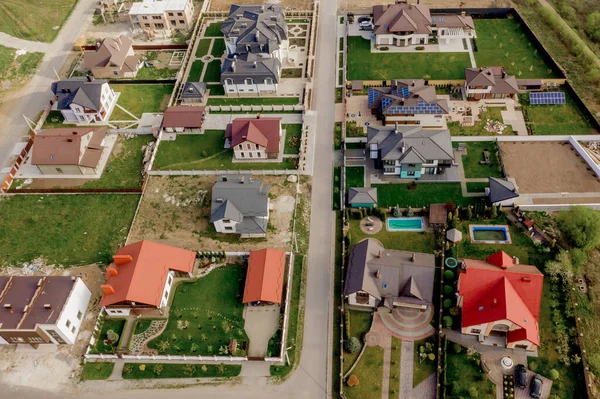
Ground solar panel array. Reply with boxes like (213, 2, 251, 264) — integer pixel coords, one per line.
(385, 99, 444, 115)
(391, 86, 410, 98)
(529, 92, 565, 105)
(367, 88, 382, 106)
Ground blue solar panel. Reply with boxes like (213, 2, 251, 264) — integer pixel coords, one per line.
(381, 96, 393, 109)
(368, 88, 381, 106)
(392, 86, 410, 98)
(529, 92, 565, 105)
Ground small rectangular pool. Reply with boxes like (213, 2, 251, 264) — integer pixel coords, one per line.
(386, 217, 424, 232)
(469, 225, 511, 244)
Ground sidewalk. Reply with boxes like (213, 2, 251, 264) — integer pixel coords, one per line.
(0, 32, 50, 52)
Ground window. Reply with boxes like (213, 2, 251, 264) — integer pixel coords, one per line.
(144, 23, 151, 27)
(179, 20, 185, 24)
(29, 337, 43, 342)
(245, 78, 253, 85)
(408, 163, 416, 167)
(152, 15, 162, 20)
(238, 145, 242, 150)
(65, 320, 71, 328)
(240, 152, 244, 158)
(257, 153, 261, 158)
(168, 12, 174, 16)
(155, 23, 164, 28)
(223, 218, 230, 223)
(265, 78, 273, 85)
(56, 168, 64, 174)
(113, 71, 120, 76)
(78, 116, 85, 122)
(167, 275, 173, 285)
(246, 143, 251, 150)
(142, 16, 148, 20)
(76, 311, 83, 320)
(470, 328, 481, 334)
(177, 12, 183, 16)
(11, 337, 24, 342)
(249, 152, 253, 158)
(225, 79, 233, 85)
(164, 290, 168, 299)
(224, 226, 233, 231)
(255, 144, 259, 150)
(71, 326, 76, 333)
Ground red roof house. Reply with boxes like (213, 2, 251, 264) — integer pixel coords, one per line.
(161, 106, 207, 133)
(100, 241, 196, 310)
(225, 117, 282, 160)
(457, 251, 543, 350)
(242, 248, 286, 304)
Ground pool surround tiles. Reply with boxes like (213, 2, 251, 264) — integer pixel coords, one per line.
(469, 224, 512, 244)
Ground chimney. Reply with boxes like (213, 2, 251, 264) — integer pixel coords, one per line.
(461, 11, 466, 17)
(394, 121, 399, 134)
(256, 113, 261, 119)
(72, 131, 78, 135)
(216, 197, 224, 203)
(86, 75, 94, 83)
(239, 176, 245, 183)
(513, 256, 519, 264)
(242, 135, 247, 139)
(492, 298, 497, 308)
(253, 61, 257, 68)
(101, 284, 115, 295)
(246, 44, 250, 52)
(3, 304, 11, 309)
(221, 176, 228, 182)
(67, 138, 73, 143)
(112, 254, 132, 265)
(377, 251, 382, 258)
(375, 270, 381, 279)
(95, 40, 101, 50)
(106, 265, 118, 277)
(43, 304, 52, 309)
(522, 277, 532, 282)
(232, 61, 236, 73)
(411, 253, 415, 262)
(256, 31, 260, 40)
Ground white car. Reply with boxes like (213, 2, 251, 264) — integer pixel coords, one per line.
(359, 20, 373, 30)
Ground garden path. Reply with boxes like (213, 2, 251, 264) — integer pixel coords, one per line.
(380, 333, 392, 399)
(454, 148, 488, 198)
(399, 340, 414, 399)
(107, 359, 125, 381)
(412, 372, 437, 399)
(130, 320, 168, 354)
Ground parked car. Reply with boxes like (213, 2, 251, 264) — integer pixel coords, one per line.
(357, 16, 371, 23)
(359, 21, 373, 30)
(529, 375, 543, 398)
(515, 364, 527, 389)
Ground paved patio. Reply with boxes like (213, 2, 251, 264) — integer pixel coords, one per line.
(243, 304, 280, 358)
(370, 307, 435, 342)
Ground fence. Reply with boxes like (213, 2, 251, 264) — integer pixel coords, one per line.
(148, 169, 301, 176)
(450, 134, 600, 142)
(106, 79, 176, 85)
(569, 137, 600, 179)
(207, 104, 304, 113)
(6, 188, 143, 195)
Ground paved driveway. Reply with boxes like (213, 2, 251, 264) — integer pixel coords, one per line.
(243, 304, 281, 358)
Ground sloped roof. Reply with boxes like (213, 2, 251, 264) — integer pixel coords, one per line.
(161, 106, 206, 128)
(51, 78, 108, 111)
(209, 199, 243, 223)
(242, 248, 286, 304)
(488, 177, 519, 204)
(100, 241, 196, 307)
(373, 3, 432, 35)
(348, 187, 378, 204)
(84, 36, 138, 72)
(225, 117, 281, 153)
(180, 82, 207, 99)
(31, 128, 106, 167)
(429, 203, 448, 225)
(221, 4, 287, 54)
(446, 228, 463, 243)
(129, 0, 189, 14)
(465, 67, 520, 95)
(369, 80, 448, 115)
(367, 125, 454, 162)
(220, 56, 281, 84)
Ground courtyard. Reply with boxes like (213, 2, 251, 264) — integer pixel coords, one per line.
(110, 84, 174, 121)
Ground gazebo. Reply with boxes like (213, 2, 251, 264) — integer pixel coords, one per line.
(446, 228, 463, 243)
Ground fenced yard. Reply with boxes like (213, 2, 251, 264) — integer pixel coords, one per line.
(453, 141, 504, 179)
(372, 183, 477, 208)
(520, 93, 593, 136)
(110, 84, 174, 120)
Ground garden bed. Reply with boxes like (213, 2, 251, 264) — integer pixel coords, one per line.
(122, 363, 241, 379)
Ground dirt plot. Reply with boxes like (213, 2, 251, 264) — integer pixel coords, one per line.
(533, 197, 600, 204)
(340, 0, 510, 11)
(500, 142, 600, 194)
(128, 175, 308, 252)
(210, 0, 312, 11)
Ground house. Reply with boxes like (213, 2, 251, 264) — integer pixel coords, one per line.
(129, 0, 194, 37)
(224, 116, 282, 160)
(31, 128, 109, 175)
(51, 77, 117, 124)
(220, 4, 288, 96)
(0, 276, 91, 346)
(84, 35, 141, 78)
(209, 175, 271, 238)
(487, 177, 520, 206)
(464, 67, 520, 100)
(457, 251, 544, 351)
(161, 106, 207, 140)
(428, 203, 448, 228)
(373, 1, 475, 48)
(368, 80, 449, 128)
(366, 125, 454, 178)
(100, 241, 196, 316)
(347, 187, 378, 208)
(242, 248, 286, 305)
(344, 238, 436, 311)
(180, 82, 207, 104)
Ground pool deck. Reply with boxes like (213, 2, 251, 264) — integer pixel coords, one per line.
(469, 224, 512, 244)
(386, 217, 426, 232)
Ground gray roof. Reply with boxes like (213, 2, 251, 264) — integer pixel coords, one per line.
(344, 239, 436, 309)
(180, 82, 207, 99)
(367, 125, 454, 163)
(488, 177, 519, 204)
(220, 55, 280, 84)
(446, 228, 463, 243)
(348, 187, 378, 205)
(51, 78, 107, 111)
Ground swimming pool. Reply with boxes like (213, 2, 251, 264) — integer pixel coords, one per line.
(386, 217, 424, 232)
(469, 225, 511, 244)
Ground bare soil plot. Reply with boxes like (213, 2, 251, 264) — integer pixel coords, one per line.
(210, 0, 312, 11)
(532, 197, 600, 204)
(129, 175, 307, 251)
(339, 0, 508, 11)
(499, 142, 600, 193)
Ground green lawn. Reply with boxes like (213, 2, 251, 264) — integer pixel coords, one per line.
(203, 60, 221, 83)
(455, 141, 504, 179)
(473, 18, 559, 79)
(81, 362, 115, 381)
(187, 60, 204, 82)
(348, 219, 435, 253)
(389, 337, 401, 398)
(0, 0, 78, 42)
(334, 122, 342, 150)
(342, 310, 372, 374)
(123, 363, 241, 379)
(207, 84, 225, 96)
(135, 66, 178, 80)
(133, 319, 153, 335)
(0, 194, 139, 267)
(347, 36, 470, 80)
(91, 319, 126, 354)
(466, 182, 488, 193)
(447, 108, 515, 136)
(41, 110, 69, 129)
(372, 183, 477, 208)
(0, 45, 43, 85)
(205, 21, 224, 37)
(206, 97, 299, 106)
(154, 131, 297, 171)
(283, 124, 302, 154)
(110, 84, 173, 120)
(521, 93, 593, 135)
(446, 349, 495, 398)
(147, 266, 248, 355)
(413, 338, 436, 388)
(333, 166, 341, 211)
(344, 345, 384, 399)
(195, 39, 212, 58)
(211, 38, 226, 58)
(345, 166, 365, 189)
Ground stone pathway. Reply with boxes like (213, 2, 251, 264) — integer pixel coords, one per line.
(376, 308, 435, 341)
(412, 372, 437, 399)
(129, 320, 167, 354)
(399, 340, 414, 399)
(380, 333, 392, 399)
(454, 148, 488, 198)
(107, 358, 124, 381)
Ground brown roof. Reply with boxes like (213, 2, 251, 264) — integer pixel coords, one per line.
(432, 14, 475, 30)
(31, 128, 107, 168)
(225, 117, 281, 153)
(161, 106, 206, 128)
(429, 203, 448, 225)
(84, 35, 136, 70)
(465, 67, 520, 94)
(242, 248, 286, 304)
(373, 3, 432, 35)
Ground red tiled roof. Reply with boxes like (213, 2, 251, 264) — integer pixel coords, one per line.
(100, 241, 196, 308)
(161, 106, 206, 128)
(242, 248, 286, 304)
(225, 117, 281, 153)
(486, 251, 514, 268)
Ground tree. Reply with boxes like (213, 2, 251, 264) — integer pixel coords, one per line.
(393, 205, 401, 218)
(139, 364, 146, 371)
(347, 374, 359, 387)
(183, 364, 196, 376)
(444, 270, 454, 280)
(443, 285, 453, 294)
(201, 365, 208, 373)
(106, 329, 119, 344)
(557, 206, 600, 249)
(217, 363, 226, 374)
(453, 343, 462, 353)
(190, 342, 199, 352)
(157, 340, 170, 352)
(443, 299, 452, 308)
(490, 204, 498, 219)
(468, 386, 479, 398)
(466, 206, 473, 220)
(344, 337, 362, 354)
(152, 364, 163, 376)
(445, 200, 456, 212)
(466, 346, 477, 358)
(548, 369, 560, 380)
(586, 12, 600, 43)
(407, 206, 414, 217)
(443, 316, 453, 328)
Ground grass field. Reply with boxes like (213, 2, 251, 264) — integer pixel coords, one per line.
(187, 60, 204, 82)
(0, 0, 78, 42)
(81, 362, 115, 381)
(348, 219, 435, 253)
(207, 84, 225, 96)
(372, 183, 477, 208)
(466, 182, 488, 193)
(521, 93, 593, 135)
(0, 194, 139, 267)
(454, 141, 504, 179)
(123, 363, 241, 379)
(347, 36, 470, 80)
(283, 124, 302, 154)
(342, 310, 372, 375)
(413, 338, 436, 387)
(110, 84, 173, 120)
(473, 18, 559, 78)
(205, 22, 224, 37)
(345, 166, 365, 189)
(447, 108, 515, 136)
(344, 345, 384, 399)
(206, 97, 299, 106)
(91, 319, 126, 354)
(135, 66, 178, 80)
(446, 348, 495, 398)
(211, 39, 226, 58)
(0, 45, 43, 86)
(203, 60, 221, 83)
(195, 39, 212, 58)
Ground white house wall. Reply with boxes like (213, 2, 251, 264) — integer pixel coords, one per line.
(159, 271, 175, 308)
(47, 278, 92, 345)
(385, 114, 445, 128)
(347, 292, 377, 307)
(105, 308, 131, 316)
(224, 82, 278, 95)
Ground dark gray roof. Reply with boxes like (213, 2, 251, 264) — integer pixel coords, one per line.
(348, 187, 378, 205)
(51, 78, 107, 111)
(367, 125, 453, 163)
(220, 55, 280, 84)
(488, 177, 519, 203)
(180, 82, 207, 99)
(209, 199, 243, 223)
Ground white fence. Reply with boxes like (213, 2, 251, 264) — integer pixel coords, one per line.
(569, 137, 600, 179)
(451, 134, 600, 142)
(121, 354, 247, 362)
(148, 169, 302, 176)
(208, 105, 304, 112)
(519, 204, 600, 211)
(345, 137, 367, 143)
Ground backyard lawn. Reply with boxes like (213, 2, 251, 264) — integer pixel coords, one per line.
(466, 182, 488, 193)
(0, 45, 43, 86)
(447, 108, 515, 136)
(206, 97, 300, 106)
(283, 124, 302, 154)
(0, 0, 78, 42)
(413, 338, 437, 387)
(348, 219, 435, 253)
(110, 84, 173, 120)
(203, 60, 222, 83)
(445, 348, 496, 398)
(473, 18, 559, 78)
(147, 265, 249, 355)
(344, 345, 384, 399)
(154, 131, 297, 170)
(81, 362, 115, 380)
(521, 93, 593, 135)
(122, 363, 241, 379)
(90, 318, 126, 354)
(343, 310, 372, 375)
(345, 166, 365, 189)
(454, 141, 504, 179)
(135, 66, 178, 80)
(347, 36, 470, 80)
(372, 183, 477, 207)
(41, 110, 69, 129)
(207, 84, 225, 96)
(211, 38, 226, 58)
(187, 60, 204, 82)
(205, 21, 224, 37)
(195, 39, 212, 58)
(0, 194, 139, 266)
(389, 337, 401, 398)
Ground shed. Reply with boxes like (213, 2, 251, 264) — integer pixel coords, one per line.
(429, 204, 448, 226)
(348, 187, 378, 208)
(242, 248, 286, 304)
(446, 228, 463, 243)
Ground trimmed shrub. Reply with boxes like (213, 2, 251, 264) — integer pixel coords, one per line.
(453, 343, 462, 353)
(444, 270, 454, 280)
(347, 374, 359, 387)
(344, 337, 362, 354)
(443, 316, 453, 328)
(415, 46, 425, 50)
(443, 299, 452, 308)
(548, 369, 560, 380)
(443, 285, 453, 295)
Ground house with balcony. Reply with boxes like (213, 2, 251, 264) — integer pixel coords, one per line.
(224, 116, 282, 161)
(51, 77, 116, 124)
(129, 0, 194, 37)
(464, 67, 520, 100)
(84, 35, 141, 79)
(366, 124, 454, 179)
(368, 80, 449, 128)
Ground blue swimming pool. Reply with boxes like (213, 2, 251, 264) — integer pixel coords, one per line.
(386, 217, 424, 232)
(469, 225, 511, 244)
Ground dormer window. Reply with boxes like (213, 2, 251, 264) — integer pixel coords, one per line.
(245, 78, 253, 85)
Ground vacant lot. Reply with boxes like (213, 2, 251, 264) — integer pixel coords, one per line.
(0, 0, 78, 42)
(474, 18, 559, 78)
(347, 36, 471, 80)
(0, 45, 43, 89)
(521, 93, 593, 135)
(499, 141, 600, 193)
(110, 84, 173, 120)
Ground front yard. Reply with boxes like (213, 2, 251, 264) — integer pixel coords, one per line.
(372, 183, 477, 208)
(122, 363, 241, 379)
(81, 362, 115, 381)
(453, 141, 504, 179)
(110, 84, 173, 120)
(283, 124, 302, 154)
(445, 346, 496, 398)
(344, 345, 384, 399)
(90, 318, 126, 354)
(147, 265, 249, 355)
(345, 166, 365, 189)
(343, 310, 372, 375)
(206, 97, 300, 106)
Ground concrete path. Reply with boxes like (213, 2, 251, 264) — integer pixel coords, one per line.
(376, 308, 435, 341)
(0, 32, 50, 53)
(454, 149, 487, 198)
(465, 36, 477, 68)
(243, 304, 280, 358)
(380, 334, 392, 399)
(107, 359, 125, 381)
(203, 113, 303, 129)
(239, 362, 271, 377)
(399, 340, 414, 399)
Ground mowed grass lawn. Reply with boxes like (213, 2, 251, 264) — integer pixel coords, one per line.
(473, 18, 559, 78)
(203, 60, 222, 82)
(0, 45, 43, 84)
(0, 0, 78, 42)
(453, 141, 504, 179)
(373, 183, 476, 207)
(154, 131, 297, 170)
(195, 39, 212, 58)
(206, 97, 300, 106)
(343, 310, 372, 375)
(123, 363, 241, 379)
(446, 348, 495, 398)
(347, 36, 470, 80)
(205, 21, 224, 37)
(523, 93, 593, 135)
(344, 345, 384, 399)
(211, 38, 226, 57)
(345, 166, 365, 189)
(283, 124, 302, 154)
(147, 266, 249, 355)
(110, 84, 173, 120)
(0, 194, 139, 266)
(81, 362, 115, 381)
(187, 60, 204, 82)
(348, 219, 435, 253)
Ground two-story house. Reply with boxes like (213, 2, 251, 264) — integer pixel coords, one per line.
(84, 35, 141, 78)
(464, 67, 520, 100)
(224, 116, 282, 160)
(129, 0, 194, 37)
(51, 77, 117, 124)
(366, 124, 454, 179)
(368, 80, 449, 128)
